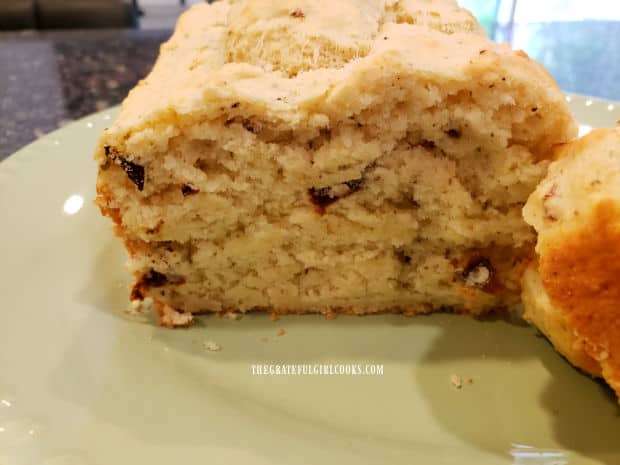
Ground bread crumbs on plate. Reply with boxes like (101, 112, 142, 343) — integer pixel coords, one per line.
(276, 328, 286, 336)
(450, 374, 463, 389)
(203, 340, 221, 351)
(124, 299, 145, 314)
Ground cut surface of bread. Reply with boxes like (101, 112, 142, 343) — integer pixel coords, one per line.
(95, 0, 576, 326)
(522, 128, 620, 399)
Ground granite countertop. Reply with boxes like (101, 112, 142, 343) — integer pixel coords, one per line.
(0, 24, 619, 161)
(0, 29, 171, 160)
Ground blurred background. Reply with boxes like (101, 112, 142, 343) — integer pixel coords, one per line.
(0, 0, 619, 159)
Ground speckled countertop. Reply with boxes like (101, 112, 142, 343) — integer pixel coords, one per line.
(0, 23, 619, 161)
(0, 29, 170, 160)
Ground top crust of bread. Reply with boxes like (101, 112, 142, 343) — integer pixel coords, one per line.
(97, 0, 575, 162)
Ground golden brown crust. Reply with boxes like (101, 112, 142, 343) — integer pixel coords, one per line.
(540, 200, 620, 395)
(521, 264, 601, 376)
(151, 299, 507, 327)
(95, 181, 124, 235)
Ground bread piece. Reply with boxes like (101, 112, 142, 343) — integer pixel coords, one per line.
(523, 128, 620, 398)
(95, 0, 576, 326)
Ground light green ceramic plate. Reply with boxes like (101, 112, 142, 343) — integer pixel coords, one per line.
(1, 95, 619, 465)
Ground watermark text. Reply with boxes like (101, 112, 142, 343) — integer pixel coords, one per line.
(250, 363, 384, 376)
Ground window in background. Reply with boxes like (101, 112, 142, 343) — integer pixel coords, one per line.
(509, 0, 620, 100)
(460, 0, 620, 100)
(458, 0, 501, 36)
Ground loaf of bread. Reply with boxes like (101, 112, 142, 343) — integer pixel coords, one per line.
(95, 0, 576, 326)
(522, 128, 620, 397)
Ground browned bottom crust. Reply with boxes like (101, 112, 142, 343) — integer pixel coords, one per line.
(150, 296, 506, 327)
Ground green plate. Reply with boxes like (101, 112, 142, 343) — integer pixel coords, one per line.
(1, 95, 619, 465)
